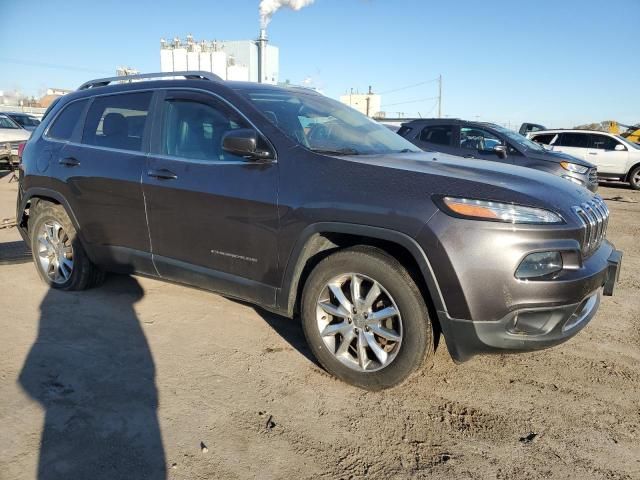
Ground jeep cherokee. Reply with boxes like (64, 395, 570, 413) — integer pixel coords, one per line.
(16, 72, 623, 390)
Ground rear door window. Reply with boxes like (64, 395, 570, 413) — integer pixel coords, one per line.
(419, 125, 453, 146)
(47, 99, 89, 141)
(82, 92, 152, 152)
(557, 132, 589, 148)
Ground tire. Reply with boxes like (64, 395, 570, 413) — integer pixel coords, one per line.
(628, 165, 640, 190)
(301, 246, 434, 390)
(29, 201, 104, 290)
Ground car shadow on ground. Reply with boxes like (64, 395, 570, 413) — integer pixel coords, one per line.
(251, 306, 320, 367)
(18, 274, 166, 480)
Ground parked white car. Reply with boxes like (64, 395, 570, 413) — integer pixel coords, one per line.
(527, 129, 640, 190)
(0, 113, 31, 157)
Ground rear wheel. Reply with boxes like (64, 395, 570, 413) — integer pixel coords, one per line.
(29, 202, 104, 290)
(628, 165, 640, 190)
(301, 246, 434, 390)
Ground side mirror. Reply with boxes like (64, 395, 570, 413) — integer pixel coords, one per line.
(614, 144, 626, 152)
(222, 129, 273, 160)
(493, 144, 508, 159)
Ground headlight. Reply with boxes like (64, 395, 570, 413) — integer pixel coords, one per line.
(440, 197, 564, 224)
(560, 161, 588, 174)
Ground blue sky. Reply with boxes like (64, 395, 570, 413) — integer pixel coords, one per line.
(1, 0, 638, 128)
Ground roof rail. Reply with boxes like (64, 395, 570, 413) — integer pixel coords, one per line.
(77, 71, 224, 90)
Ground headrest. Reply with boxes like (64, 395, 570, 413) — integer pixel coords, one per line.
(103, 113, 127, 136)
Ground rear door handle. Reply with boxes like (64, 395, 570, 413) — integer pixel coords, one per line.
(59, 157, 80, 167)
(147, 168, 178, 180)
(588, 152, 598, 155)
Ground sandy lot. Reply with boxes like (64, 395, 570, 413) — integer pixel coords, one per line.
(0, 173, 638, 480)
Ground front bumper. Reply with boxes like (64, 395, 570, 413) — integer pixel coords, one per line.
(438, 248, 622, 362)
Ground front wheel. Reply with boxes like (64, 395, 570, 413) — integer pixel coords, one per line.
(301, 246, 434, 390)
(628, 165, 640, 191)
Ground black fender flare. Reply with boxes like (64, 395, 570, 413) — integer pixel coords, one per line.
(276, 222, 448, 319)
(17, 187, 83, 240)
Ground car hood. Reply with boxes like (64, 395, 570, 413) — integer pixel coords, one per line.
(522, 147, 594, 167)
(0, 128, 31, 142)
(343, 150, 595, 219)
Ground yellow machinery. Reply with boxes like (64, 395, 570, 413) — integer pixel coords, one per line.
(606, 121, 640, 143)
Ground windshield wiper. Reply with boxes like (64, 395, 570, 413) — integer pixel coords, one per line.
(399, 148, 419, 153)
(310, 148, 360, 156)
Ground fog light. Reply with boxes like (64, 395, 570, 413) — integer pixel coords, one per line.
(515, 251, 562, 279)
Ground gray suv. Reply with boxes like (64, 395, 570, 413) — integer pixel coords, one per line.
(16, 72, 622, 390)
(398, 119, 598, 192)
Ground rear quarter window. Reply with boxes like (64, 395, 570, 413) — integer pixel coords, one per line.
(46, 99, 89, 141)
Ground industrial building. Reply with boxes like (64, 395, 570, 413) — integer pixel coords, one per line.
(160, 32, 279, 84)
(339, 88, 382, 118)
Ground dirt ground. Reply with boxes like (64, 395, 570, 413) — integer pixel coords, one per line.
(0, 172, 638, 480)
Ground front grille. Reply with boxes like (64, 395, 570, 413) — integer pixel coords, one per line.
(588, 167, 598, 184)
(573, 196, 609, 256)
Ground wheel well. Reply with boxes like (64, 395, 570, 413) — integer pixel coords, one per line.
(19, 195, 60, 233)
(625, 162, 640, 181)
(288, 232, 441, 340)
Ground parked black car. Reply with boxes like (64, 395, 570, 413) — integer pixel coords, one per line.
(3, 112, 41, 131)
(398, 119, 598, 192)
(16, 72, 622, 390)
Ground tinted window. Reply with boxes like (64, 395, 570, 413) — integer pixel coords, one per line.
(162, 97, 250, 161)
(47, 100, 88, 141)
(396, 126, 413, 137)
(557, 132, 589, 148)
(82, 92, 152, 152)
(12, 114, 40, 127)
(590, 134, 621, 151)
(0, 115, 20, 129)
(531, 133, 556, 145)
(460, 127, 502, 151)
(419, 125, 453, 145)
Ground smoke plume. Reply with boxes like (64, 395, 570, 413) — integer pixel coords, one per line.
(259, 0, 315, 28)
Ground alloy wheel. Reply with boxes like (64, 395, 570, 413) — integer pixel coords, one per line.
(315, 273, 403, 372)
(36, 220, 74, 284)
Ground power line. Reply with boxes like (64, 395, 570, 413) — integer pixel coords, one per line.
(378, 77, 439, 95)
(0, 58, 110, 75)
(381, 96, 438, 108)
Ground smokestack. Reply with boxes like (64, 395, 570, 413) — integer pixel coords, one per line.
(257, 28, 268, 83)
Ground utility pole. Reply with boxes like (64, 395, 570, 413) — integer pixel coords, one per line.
(438, 74, 442, 118)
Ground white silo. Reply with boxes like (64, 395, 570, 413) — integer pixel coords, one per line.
(227, 64, 249, 81)
(160, 48, 174, 72)
(211, 50, 227, 79)
(187, 50, 200, 70)
(173, 48, 187, 71)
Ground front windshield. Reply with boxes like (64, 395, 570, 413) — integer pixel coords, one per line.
(491, 124, 545, 152)
(0, 116, 20, 129)
(237, 88, 420, 155)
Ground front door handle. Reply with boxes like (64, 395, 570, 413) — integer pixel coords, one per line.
(59, 157, 80, 167)
(147, 168, 178, 180)
(588, 152, 598, 155)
